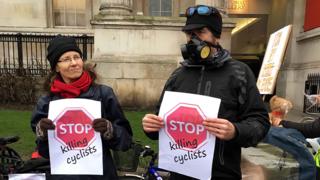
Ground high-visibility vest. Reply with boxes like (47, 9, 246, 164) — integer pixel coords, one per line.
(314, 149, 320, 168)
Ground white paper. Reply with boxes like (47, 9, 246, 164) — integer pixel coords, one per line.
(9, 173, 45, 180)
(158, 91, 221, 180)
(48, 98, 103, 175)
(257, 25, 292, 94)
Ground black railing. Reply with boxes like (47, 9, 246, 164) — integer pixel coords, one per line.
(0, 33, 94, 76)
(304, 73, 320, 113)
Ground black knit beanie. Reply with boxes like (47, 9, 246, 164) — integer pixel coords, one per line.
(182, 6, 222, 38)
(47, 35, 82, 70)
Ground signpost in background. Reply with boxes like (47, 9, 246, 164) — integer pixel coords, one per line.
(257, 25, 292, 95)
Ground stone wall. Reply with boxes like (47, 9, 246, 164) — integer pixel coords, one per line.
(92, 15, 234, 109)
(273, 0, 320, 111)
(0, 0, 47, 27)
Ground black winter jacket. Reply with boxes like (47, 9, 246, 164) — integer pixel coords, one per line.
(31, 84, 133, 180)
(281, 118, 320, 138)
(146, 50, 270, 179)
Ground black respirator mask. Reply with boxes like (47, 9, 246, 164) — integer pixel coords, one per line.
(180, 34, 220, 63)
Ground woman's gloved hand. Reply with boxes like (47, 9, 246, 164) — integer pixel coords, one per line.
(36, 118, 55, 140)
(92, 118, 114, 140)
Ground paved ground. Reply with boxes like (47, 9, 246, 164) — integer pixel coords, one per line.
(242, 143, 299, 180)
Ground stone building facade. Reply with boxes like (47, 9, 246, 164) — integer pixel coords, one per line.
(0, 0, 317, 111)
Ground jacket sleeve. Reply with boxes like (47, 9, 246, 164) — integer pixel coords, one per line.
(30, 96, 51, 158)
(232, 65, 270, 147)
(281, 118, 320, 138)
(100, 86, 133, 151)
(144, 67, 182, 140)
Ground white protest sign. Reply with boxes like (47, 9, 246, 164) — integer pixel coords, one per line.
(9, 173, 45, 180)
(257, 25, 292, 94)
(158, 91, 221, 180)
(48, 98, 103, 175)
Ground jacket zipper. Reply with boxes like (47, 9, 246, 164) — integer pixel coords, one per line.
(196, 65, 225, 166)
(197, 66, 205, 94)
(219, 140, 225, 165)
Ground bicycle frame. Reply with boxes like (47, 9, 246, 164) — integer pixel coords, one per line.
(145, 155, 164, 180)
(119, 145, 169, 180)
(121, 163, 166, 180)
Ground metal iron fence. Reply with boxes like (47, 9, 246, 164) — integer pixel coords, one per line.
(304, 73, 320, 113)
(0, 33, 94, 76)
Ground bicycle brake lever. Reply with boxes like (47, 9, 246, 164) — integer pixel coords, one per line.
(0, 136, 20, 146)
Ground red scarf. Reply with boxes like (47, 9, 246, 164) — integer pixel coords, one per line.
(271, 111, 284, 118)
(50, 71, 92, 98)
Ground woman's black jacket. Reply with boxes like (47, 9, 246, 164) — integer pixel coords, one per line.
(31, 84, 133, 180)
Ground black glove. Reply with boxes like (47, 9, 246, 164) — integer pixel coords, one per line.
(36, 118, 55, 140)
(92, 118, 113, 140)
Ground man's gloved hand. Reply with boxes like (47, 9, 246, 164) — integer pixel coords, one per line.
(92, 118, 114, 140)
(36, 118, 55, 140)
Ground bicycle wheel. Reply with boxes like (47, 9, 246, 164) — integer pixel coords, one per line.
(0, 146, 24, 175)
(118, 174, 144, 180)
(145, 173, 165, 180)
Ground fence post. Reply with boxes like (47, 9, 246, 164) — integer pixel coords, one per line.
(304, 75, 310, 113)
(17, 33, 24, 76)
(82, 34, 87, 60)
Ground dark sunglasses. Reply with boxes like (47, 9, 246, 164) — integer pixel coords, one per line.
(185, 5, 219, 17)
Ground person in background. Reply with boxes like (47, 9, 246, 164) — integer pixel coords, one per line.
(30, 35, 133, 180)
(272, 95, 320, 138)
(268, 95, 293, 126)
(266, 95, 319, 180)
(142, 5, 270, 179)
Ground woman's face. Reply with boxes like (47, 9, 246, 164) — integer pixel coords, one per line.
(55, 51, 83, 84)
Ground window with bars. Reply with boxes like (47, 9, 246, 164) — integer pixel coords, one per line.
(149, 0, 172, 16)
(53, 0, 86, 27)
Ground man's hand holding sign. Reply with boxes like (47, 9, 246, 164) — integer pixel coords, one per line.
(203, 118, 236, 141)
(142, 114, 164, 133)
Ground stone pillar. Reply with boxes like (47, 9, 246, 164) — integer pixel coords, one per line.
(92, 1, 186, 109)
(99, 0, 133, 16)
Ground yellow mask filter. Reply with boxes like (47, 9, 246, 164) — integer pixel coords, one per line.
(200, 45, 211, 59)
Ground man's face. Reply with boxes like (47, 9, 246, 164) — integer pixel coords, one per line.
(185, 27, 217, 45)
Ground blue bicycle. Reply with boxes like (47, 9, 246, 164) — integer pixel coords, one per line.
(118, 145, 170, 180)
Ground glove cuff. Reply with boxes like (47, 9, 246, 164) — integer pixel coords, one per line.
(102, 120, 114, 141)
(36, 122, 47, 141)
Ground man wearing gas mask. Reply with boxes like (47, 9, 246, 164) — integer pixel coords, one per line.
(142, 5, 270, 180)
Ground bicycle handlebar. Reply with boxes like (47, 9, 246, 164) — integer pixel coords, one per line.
(140, 146, 155, 158)
(0, 136, 19, 146)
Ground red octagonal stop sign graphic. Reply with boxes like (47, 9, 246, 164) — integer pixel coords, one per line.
(164, 103, 208, 151)
(53, 107, 95, 149)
